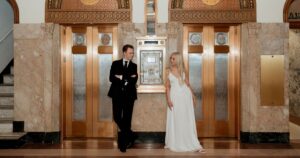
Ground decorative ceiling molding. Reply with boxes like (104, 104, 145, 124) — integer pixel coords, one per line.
(170, 10, 256, 23)
(48, 0, 62, 9)
(45, 0, 131, 24)
(240, 0, 255, 9)
(117, 0, 130, 9)
(169, 0, 256, 23)
(80, 0, 100, 5)
(170, 0, 183, 9)
(46, 11, 131, 24)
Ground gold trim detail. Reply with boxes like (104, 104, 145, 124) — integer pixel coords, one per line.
(80, 0, 99, 5)
(80, 0, 100, 5)
(45, 0, 131, 24)
(240, 0, 255, 9)
(170, 10, 256, 23)
(48, 0, 62, 9)
(46, 11, 131, 23)
(202, 0, 221, 6)
(117, 0, 130, 9)
(169, 0, 256, 23)
(171, 0, 183, 9)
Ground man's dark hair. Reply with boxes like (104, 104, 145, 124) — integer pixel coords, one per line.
(122, 44, 134, 53)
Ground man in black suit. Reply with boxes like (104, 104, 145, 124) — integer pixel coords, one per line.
(108, 44, 138, 152)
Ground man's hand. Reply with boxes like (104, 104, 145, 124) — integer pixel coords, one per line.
(115, 75, 123, 80)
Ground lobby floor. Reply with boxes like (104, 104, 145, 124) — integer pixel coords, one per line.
(1, 138, 300, 157)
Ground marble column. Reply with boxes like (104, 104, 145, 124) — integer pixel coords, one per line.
(241, 23, 289, 143)
(289, 29, 300, 140)
(14, 23, 60, 142)
(289, 29, 300, 118)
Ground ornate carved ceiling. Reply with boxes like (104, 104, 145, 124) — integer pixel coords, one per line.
(46, 0, 256, 24)
(170, 0, 256, 23)
(45, 0, 131, 24)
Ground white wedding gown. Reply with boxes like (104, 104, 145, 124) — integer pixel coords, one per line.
(165, 72, 203, 152)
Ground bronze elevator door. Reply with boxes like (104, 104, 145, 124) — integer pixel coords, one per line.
(183, 25, 240, 137)
(61, 26, 118, 138)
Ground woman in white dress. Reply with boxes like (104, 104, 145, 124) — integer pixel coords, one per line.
(164, 52, 205, 152)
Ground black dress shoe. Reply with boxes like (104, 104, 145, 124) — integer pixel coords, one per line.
(120, 146, 126, 153)
(127, 133, 137, 148)
(127, 141, 133, 148)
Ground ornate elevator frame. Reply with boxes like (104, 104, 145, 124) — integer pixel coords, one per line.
(136, 37, 167, 93)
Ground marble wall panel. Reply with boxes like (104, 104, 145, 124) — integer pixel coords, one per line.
(14, 22, 183, 133)
(241, 23, 289, 133)
(289, 29, 300, 117)
(13, 22, 292, 134)
(118, 22, 183, 131)
(14, 23, 60, 132)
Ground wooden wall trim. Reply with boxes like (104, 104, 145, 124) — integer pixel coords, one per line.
(170, 10, 256, 24)
(46, 11, 131, 24)
(45, 0, 131, 24)
(169, 0, 256, 24)
(6, 0, 19, 24)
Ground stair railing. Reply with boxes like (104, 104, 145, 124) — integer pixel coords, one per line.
(0, 28, 13, 44)
(0, 28, 14, 73)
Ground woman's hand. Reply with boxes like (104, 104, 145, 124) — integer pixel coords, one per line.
(167, 99, 173, 111)
(192, 95, 196, 107)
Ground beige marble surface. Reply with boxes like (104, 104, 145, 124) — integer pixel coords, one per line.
(289, 29, 300, 117)
(118, 22, 183, 131)
(13, 22, 183, 133)
(132, 94, 167, 131)
(241, 23, 289, 132)
(290, 122, 300, 139)
(14, 23, 60, 132)
(12, 22, 293, 134)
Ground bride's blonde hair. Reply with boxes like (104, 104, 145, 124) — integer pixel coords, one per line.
(169, 52, 185, 85)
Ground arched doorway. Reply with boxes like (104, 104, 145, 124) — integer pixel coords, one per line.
(6, 0, 19, 24)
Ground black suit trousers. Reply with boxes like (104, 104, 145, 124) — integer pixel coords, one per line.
(112, 93, 135, 147)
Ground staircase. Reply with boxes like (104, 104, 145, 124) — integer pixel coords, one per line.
(0, 64, 26, 148)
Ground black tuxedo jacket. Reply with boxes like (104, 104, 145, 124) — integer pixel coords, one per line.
(108, 59, 138, 100)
